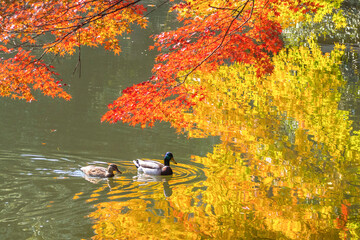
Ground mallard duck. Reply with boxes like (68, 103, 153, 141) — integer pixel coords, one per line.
(133, 152, 177, 175)
(81, 163, 122, 178)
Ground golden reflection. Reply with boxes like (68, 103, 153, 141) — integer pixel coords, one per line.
(85, 41, 360, 239)
(133, 174, 173, 197)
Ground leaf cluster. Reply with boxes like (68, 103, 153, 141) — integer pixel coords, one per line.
(0, 0, 147, 101)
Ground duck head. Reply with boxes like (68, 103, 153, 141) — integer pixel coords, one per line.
(108, 164, 122, 174)
(164, 152, 177, 166)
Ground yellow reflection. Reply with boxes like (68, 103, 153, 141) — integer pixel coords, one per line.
(87, 41, 360, 239)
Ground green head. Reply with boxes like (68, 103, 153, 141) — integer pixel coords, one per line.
(164, 152, 177, 166)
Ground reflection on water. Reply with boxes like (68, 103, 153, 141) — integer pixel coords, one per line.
(84, 41, 360, 239)
(78, 160, 206, 202)
(133, 174, 174, 197)
(0, 149, 206, 239)
(4, 143, 358, 239)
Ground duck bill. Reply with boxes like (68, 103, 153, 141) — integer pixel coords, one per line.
(114, 167, 122, 174)
(171, 157, 177, 164)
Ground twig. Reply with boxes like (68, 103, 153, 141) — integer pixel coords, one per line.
(144, 0, 170, 17)
(73, 32, 82, 77)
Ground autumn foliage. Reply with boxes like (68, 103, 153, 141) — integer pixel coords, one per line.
(0, 0, 146, 101)
(102, 0, 284, 127)
(1, 0, 345, 124)
(101, 0, 343, 127)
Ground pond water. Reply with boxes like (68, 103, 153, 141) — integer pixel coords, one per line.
(1, 2, 360, 240)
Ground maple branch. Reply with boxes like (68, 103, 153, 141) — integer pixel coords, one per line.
(19, 0, 143, 67)
(73, 32, 82, 77)
(177, 0, 255, 86)
(0, 0, 145, 80)
(3, 1, 144, 55)
(44, 0, 143, 51)
(146, 1, 256, 123)
(6, 0, 131, 34)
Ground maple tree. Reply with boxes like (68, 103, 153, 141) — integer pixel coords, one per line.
(102, 0, 345, 127)
(1, 0, 345, 126)
(0, 0, 147, 101)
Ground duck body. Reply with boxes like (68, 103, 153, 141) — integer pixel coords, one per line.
(133, 159, 172, 175)
(81, 163, 122, 178)
(133, 152, 177, 176)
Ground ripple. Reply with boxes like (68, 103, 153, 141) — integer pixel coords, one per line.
(93, 159, 207, 200)
(113, 160, 206, 186)
(0, 149, 208, 238)
(171, 162, 206, 185)
(0, 150, 95, 226)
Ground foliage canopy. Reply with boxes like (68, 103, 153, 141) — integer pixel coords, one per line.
(0, 0, 345, 121)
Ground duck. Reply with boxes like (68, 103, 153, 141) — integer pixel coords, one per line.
(80, 163, 122, 178)
(133, 152, 177, 175)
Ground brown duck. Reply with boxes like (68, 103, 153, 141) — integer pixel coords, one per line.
(81, 163, 122, 178)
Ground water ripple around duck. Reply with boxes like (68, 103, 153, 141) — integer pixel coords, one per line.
(98, 158, 207, 200)
(0, 149, 207, 238)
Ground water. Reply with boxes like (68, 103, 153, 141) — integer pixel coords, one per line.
(0, 148, 207, 239)
(1, 2, 360, 240)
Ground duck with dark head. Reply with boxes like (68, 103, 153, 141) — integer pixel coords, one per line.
(133, 152, 177, 175)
